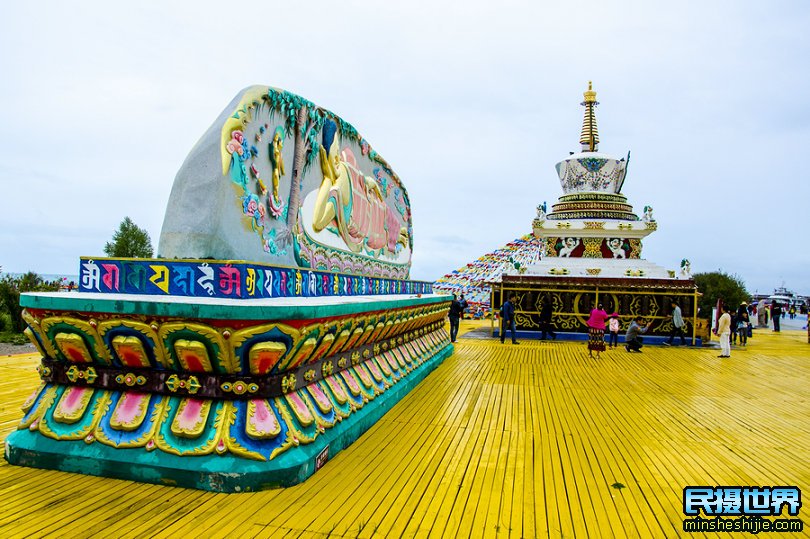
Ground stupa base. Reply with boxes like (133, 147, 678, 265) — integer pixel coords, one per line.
(493, 273, 700, 341)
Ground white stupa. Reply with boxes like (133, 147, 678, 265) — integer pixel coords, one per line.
(524, 82, 680, 280)
(434, 82, 690, 310)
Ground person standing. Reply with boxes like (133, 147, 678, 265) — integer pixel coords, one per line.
(607, 313, 620, 349)
(500, 293, 519, 344)
(716, 304, 731, 357)
(540, 298, 557, 340)
(448, 294, 462, 343)
(730, 309, 739, 345)
(737, 309, 750, 346)
(459, 294, 469, 319)
(624, 317, 648, 352)
(586, 303, 609, 359)
(772, 302, 782, 332)
(664, 301, 687, 346)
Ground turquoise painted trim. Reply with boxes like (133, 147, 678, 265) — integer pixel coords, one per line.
(5, 344, 454, 492)
(20, 293, 450, 321)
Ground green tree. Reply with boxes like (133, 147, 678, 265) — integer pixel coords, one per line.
(693, 271, 749, 318)
(0, 272, 59, 333)
(104, 217, 154, 258)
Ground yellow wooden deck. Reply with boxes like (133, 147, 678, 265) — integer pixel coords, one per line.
(1, 322, 808, 538)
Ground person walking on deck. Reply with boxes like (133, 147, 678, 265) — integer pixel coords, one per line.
(772, 302, 782, 332)
(716, 305, 732, 357)
(540, 298, 557, 340)
(500, 294, 519, 344)
(664, 301, 687, 346)
(448, 294, 462, 343)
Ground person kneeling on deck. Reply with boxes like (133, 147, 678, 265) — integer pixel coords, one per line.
(625, 317, 648, 353)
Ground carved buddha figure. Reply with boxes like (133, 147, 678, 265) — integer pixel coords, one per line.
(312, 120, 408, 255)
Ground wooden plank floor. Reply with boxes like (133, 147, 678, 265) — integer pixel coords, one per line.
(1, 322, 808, 538)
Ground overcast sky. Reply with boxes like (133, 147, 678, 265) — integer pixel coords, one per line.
(1, 1, 808, 296)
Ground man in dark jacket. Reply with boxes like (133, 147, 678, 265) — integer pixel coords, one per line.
(448, 294, 463, 342)
(540, 298, 556, 340)
(771, 302, 782, 332)
(500, 293, 519, 344)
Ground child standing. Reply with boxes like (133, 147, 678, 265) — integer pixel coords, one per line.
(608, 313, 620, 349)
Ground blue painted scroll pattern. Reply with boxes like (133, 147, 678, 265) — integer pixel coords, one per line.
(79, 258, 433, 299)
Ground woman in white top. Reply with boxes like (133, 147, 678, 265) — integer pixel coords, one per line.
(716, 305, 732, 358)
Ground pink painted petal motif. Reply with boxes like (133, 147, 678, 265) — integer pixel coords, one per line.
(306, 384, 333, 414)
(53, 386, 94, 424)
(392, 348, 408, 367)
(246, 399, 281, 439)
(323, 378, 348, 405)
(375, 356, 392, 377)
(354, 365, 374, 388)
(383, 352, 399, 372)
(110, 392, 149, 431)
(284, 393, 314, 427)
(340, 371, 362, 396)
(177, 399, 202, 426)
(366, 360, 384, 382)
(170, 398, 211, 438)
(21, 385, 43, 412)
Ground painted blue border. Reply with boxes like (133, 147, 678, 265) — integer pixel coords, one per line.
(78, 258, 433, 300)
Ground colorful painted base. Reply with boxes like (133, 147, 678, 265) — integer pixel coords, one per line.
(6, 344, 451, 492)
(6, 289, 452, 491)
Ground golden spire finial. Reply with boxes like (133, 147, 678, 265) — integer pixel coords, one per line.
(583, 80, 597, 104)
(580, 81, 600, 151)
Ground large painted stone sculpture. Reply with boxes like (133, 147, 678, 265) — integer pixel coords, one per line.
(160, 86, 413, 279)
(5, 86, 452, 492)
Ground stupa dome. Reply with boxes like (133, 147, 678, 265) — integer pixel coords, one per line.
(555, 151, 629, 195)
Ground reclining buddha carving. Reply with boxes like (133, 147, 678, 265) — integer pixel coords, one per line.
(311, 119, 409, 256)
